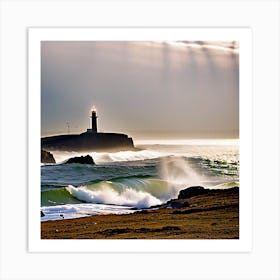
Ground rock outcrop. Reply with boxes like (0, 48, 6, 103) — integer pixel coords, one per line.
(168, 200, 190, 209)
(41, 149, 56, 164)
(149, 186, 239, 211)
(65, 155, 95, 165)
(178, 186, 207, 199)
(178, 186, 239, 199)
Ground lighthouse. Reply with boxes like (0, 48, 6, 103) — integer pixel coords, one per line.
(90, 107, 98, 133)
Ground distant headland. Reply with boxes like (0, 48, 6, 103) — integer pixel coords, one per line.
(41, 107, 135, 152)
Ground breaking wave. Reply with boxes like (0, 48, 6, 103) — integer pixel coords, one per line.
(42, 155, 239, 210)
(41, 148, 239, 221)
(42, 177, 174, 208)
(51, 149, 164, 164)
(66, 184, 162, 208)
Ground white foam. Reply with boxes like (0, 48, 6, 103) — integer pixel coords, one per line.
(51, 143, 238, 165)
(92, 150, 163, 163)
(51, 149, 164, 164)
(66, 184, 162, 208)
(41, 203, 136, 221)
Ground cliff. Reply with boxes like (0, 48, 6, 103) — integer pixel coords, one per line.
(41, 132, 135, 152)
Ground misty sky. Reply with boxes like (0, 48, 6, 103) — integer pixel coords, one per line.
(41, 41, 239, 139)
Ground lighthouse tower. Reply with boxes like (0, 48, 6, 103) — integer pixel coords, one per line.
(90, 107, 98, 133)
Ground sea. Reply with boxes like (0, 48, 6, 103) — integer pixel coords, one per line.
(41, 139, 239, 221)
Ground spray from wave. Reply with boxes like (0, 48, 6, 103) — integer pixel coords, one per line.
(159, 156, 202, 182)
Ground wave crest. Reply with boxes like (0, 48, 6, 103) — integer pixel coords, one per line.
(52, 150, 163, 164)
(66, 184, 162, 208)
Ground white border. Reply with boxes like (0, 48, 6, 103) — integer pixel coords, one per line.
(1, 1, 279, 280)
(28, 27, 252, 253)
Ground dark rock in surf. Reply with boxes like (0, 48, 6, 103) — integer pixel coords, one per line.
(41, 211, 45, 217)
(65, 155, 95, 165)
(162, 199, 190, 209)
(168, 201, 182, 209)
(169, 201, 190, 209)
(152, 199, 190, 210)
(41, 149, 56, 164)
(178, 186, 207, 199)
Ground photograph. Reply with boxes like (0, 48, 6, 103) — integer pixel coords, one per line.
(40, 40, 240, 240)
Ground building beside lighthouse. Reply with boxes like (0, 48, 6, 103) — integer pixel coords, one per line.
(41, 106, 135, 152)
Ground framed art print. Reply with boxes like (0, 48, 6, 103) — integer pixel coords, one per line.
(1, 1, 280, 280)
(28, 27, 252, 252)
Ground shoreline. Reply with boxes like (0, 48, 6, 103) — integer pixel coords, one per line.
(41, 187, 239, 239)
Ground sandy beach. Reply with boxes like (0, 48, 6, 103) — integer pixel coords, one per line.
(41, 187, 239, 239)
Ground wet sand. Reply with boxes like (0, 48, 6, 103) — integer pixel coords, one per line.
(41, 188, 239, 239)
